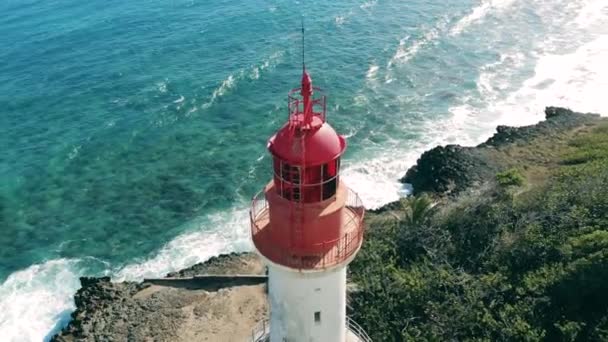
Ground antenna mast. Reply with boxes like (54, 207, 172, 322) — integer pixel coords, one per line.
(301, 17, 305, 71)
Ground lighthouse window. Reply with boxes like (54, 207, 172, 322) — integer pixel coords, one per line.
(273, 159, 341, 202)
(291, 186, 301, 201)
(321, 158, 340, 200)
(314, 311, 321, 324)
(280, 162, 301, 184)
(322, 178, 337, 200)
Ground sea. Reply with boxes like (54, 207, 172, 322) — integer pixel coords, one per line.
(0, 0, 606, 340)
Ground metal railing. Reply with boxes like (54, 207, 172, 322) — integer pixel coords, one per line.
(288, 86, 327, 123)
(272, 168, 341, 203)
(251, 190, 269, 224)
(347, 316, 373, 342)
(251, 320, 270, 342)
(250, 187, 365, 270)
(249, 317, 372, 341)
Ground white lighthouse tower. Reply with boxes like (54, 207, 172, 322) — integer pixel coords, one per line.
(249, 62, 370, 342)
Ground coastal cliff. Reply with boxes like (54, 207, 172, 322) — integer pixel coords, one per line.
(52, 107, 608, 341)
(402, 107, 600, 195)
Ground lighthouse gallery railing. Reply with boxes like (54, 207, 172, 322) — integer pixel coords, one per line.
(250, 187, 365, 270)
(250, 317, 372, 342)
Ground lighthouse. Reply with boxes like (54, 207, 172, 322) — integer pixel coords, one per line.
(249, 64, 370, 342)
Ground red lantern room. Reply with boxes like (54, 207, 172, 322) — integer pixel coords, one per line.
(250, 67, 365, 270)
(269, 70, 345, 204)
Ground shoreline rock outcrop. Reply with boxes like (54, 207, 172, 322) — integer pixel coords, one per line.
(401, 107, 601, 195)
(51, 252, 266, 342)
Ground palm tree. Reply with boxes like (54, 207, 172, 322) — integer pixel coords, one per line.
(401, 195, 435, 226)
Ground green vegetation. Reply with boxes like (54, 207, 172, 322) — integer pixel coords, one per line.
(350, 123, 608, 341)
(496, 168, 525, 187)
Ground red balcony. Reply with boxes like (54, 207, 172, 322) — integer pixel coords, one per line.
(250, 186, 365, 270)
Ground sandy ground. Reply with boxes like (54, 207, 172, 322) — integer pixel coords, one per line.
(140, 254, 268, 342)
(126, 282, 268, 342)
(52, 253, 269, 342)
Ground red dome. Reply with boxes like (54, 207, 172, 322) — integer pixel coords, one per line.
(268, 115, 346, 166)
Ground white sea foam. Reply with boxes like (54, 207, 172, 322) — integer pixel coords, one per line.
(341, 112, 484, 209)
(350, 5, 607, 207)
(477, 52, 526, 99)
(249, 50, 283, 81)
(463, 31, 606, 130)
(387, 34, 429, 68)
(487, 35, 608, 126)
(201, 51, 283, 109)
(0, 259, 81, 342)
(342, 153, 414, 209)
(345, 31, 608, 206)
(444, 51, 527, 135)
(360, 0, 377, 10)
(0, 208, 253, 341)
(573, 0, 608, 29)
(114, 207, 251, 282)
(388, 17, 449, 68)
(67, 144, 81, 160)
(185, 106, 198, 116)
(366, 64, 379, 80)
(201, 74, 237, 109)
(445, 0, 608, 142)
(365, 64, 380, 88)
(156, 80, 168, 93)
(450, 0, 518, 36)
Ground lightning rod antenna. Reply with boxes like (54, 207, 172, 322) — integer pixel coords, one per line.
(301, 17, 305, 72)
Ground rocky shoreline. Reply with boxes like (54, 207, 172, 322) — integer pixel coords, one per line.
(51, 253, 266, 342)
(402, 107, 600, 195)
(51, 107, 605, 341)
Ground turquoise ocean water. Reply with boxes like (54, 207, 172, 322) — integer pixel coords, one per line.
(0, 0, 607, 339)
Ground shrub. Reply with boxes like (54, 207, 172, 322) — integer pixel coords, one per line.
(350, 120, 608, 341)
(496, 168, 526, 187)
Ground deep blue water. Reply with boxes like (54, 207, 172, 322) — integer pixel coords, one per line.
(1, 0, 606, 339)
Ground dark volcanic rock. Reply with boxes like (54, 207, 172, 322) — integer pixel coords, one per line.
(166, 252, 261, 278)
(402, 107, 600, 195)
(481, 107, 598, 147)
(401, 145, 496, 195)
(51, 277, 147, 342)
(51, 252, 264, 342)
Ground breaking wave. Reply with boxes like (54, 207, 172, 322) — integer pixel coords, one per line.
(450, 0, 518, 36)
(201, 50, 284, 110)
